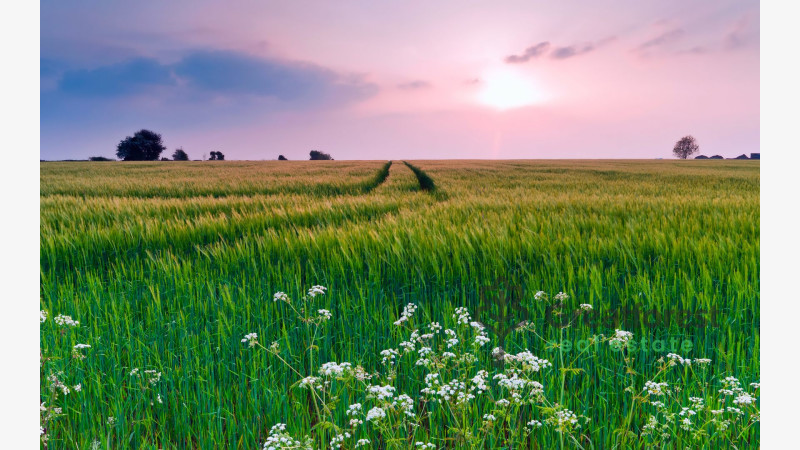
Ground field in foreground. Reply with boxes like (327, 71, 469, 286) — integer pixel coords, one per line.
(40, 160, 759, 449)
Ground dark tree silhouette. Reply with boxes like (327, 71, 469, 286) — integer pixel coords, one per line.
(278, 155, 288, 161)
(172, 148, 189, 161)
(309, 150, 333, 160)
(673, 135, 700, 159)
(116, 129, 166, 161)
(160, 157, 170, 161)
(208, 151, 225, 160)
(209, 152, 217, 160)
(89, 156, 114, 161)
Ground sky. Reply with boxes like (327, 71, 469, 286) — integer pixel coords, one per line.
(40, 0, 760, 160)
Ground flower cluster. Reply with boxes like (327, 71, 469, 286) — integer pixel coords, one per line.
(307, 285, 327, 297)
(54, 314, 79, 327)
(241, 333, 258, 347)
(394, 303, 418, 325)
(609, 329, 633, 347)
(262, 423, 313, 450)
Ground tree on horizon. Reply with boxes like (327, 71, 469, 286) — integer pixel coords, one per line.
(673, 135, 700, 159)
(172, 148, 190, 161)
(115, 129, 166, 161)
(309, 150, 333, 160)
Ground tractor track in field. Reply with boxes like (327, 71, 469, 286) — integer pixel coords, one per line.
(403, 161, 437, 192)
(362, 161, 392, 193)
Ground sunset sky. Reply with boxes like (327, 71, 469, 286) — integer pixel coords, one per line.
(40, 0, 759, 160)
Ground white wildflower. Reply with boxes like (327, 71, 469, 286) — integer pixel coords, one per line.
(394, 303, 418, 325)
(54, 314, 79, 327)
(319, 362, 352, 377)
(453, 307, 471, 325)
(241, 333, 258, 347)
(365, 407, 386, 422)
(609, 329, 633, 347)
(643, 381, 669, 396)
(307, 285, 327, 297)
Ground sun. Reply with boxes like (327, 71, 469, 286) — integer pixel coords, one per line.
(476, 68, 545, 110)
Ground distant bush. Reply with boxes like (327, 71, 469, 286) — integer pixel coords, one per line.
(309, 150, 333, 160)
(278, 155, 288, 161)
(116, 129, 166, 161)
(160, 157, 170, 161)
(209, 151, 225, 161)
(88, 156, 114, 161)
(172, 148, 190, 161)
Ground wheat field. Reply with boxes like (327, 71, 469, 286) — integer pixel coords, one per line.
(40, 160, 759, 449)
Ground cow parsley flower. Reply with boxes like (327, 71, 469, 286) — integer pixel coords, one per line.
(298, 376, 321, 390)
(317, 309, 332, 320)
(366, 407, 386, 422)
(346, 403, 362, 416)
(666, 353, 692, 366)
(453, 307, 471, 325)
(40, 310, 47, 323)
(355, 439, 370, 448)
(527, 419, 543, 429)
(273, 292, 288, 303)
(643, 381, 669, 396)
(330, 432, 351, 448)
(241, 333, 258, 348)
(73, 343, 91, 350)
(393, 394, 415, 417)
(54, 315, 79, 327)
(307, 285, 327, 298)
(609, 329, 633, 347)
(366, 384, 396, 401)
(474, 333, 491, 347)
(319, 362, 352, 377)
(579, 304, 593, 311)
(262, 423, 313, 450)
(380, 348, 399, 365)
(394, 303, 418, 325)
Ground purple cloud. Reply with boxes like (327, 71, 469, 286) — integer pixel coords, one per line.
(505, 42, 551, 63)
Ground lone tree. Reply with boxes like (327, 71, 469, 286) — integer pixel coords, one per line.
(209, 151, 225, 161)
(673, 135, 700, 159)
(309, 150, 333, 160)
(172, 148, 189, 161)
(278, 155, 288, 161)
(116, 129, 166, 161)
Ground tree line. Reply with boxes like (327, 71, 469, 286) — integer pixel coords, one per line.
(89, 129, 334, 161)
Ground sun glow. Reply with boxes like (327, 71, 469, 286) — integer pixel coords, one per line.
(476, 68, 545, 110)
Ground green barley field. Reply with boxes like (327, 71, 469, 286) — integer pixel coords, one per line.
(40, 160, 759, 449)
